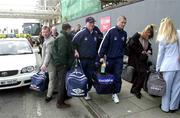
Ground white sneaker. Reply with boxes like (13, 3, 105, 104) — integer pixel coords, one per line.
(84, 93, 91, 100)
(112, 94, 119, 104)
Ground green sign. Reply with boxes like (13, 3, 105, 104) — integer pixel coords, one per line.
(61, 0, 101, 22)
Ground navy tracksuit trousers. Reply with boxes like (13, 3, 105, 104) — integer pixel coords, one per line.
(106, 58, 123, 94)
(81, 59, 96, 91)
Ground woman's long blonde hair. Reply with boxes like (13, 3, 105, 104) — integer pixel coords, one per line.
(157, 17, 178, 43)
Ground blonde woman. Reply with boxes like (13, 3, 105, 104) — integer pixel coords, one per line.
(128, 24, 154, 99)
(156, 17, 180, 113)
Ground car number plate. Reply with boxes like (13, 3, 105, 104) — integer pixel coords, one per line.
(0, 80, 17, 85)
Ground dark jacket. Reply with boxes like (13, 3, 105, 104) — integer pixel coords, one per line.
(72, 27, 102, 59)
(52, 30, 74, 67)
(98, 26, 127, 59)
(128, 32, 152, 72)
(82, 26, 103, 40)
(94, 26, 103, 40)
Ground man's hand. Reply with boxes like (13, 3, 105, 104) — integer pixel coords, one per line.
(147, 50, 152, 54)
(40, 64, 47, 72)
(74, 50, 79, 58)
(142, 51, 146, 54)
(100, 58, 105, 63)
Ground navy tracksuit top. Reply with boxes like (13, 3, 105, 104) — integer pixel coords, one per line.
(72, 28, 101, 59)
(98, 26, 127, 59)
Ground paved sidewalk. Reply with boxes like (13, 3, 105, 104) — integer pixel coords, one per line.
(85, 80, 180, 118)
(0, 87, 93, 118)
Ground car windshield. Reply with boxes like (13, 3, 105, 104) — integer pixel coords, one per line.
(0, 40, 33, 55)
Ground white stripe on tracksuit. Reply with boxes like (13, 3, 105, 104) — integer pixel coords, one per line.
(98, 27, 116, 56)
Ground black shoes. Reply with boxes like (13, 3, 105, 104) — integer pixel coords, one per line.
(169, 109, 178, 113)
(53, 91, 58, 95)
(159, 104, 178, 113)
(130, 89, 135, 94)
(45, 96, 53, 103)
(65, 96, 72, 100)
(134, 92, 142, 99)
(56, 102, 71, 109)
(130, 88, 142, 99)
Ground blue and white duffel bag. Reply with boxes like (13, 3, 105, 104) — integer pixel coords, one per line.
(93, 73, 115, 94)
(30, 71, 49, 92)
(66, 59, 88, 97)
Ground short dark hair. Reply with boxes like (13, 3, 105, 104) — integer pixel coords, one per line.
(42, 26, 50, 32)
(62, 23, 71, 31)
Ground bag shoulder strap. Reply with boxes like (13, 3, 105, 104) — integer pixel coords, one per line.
(71, 58, 85, 74)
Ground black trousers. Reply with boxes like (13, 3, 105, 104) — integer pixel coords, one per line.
(131, 71, 147, 93)
(56, 65, 68, 104)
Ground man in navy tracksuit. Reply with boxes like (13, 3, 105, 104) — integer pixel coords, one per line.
(98, 16, 127, 103)
(72, 17, 102, 100)
(82, 25, 103, 43)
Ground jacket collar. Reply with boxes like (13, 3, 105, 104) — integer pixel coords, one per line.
(60, 30, 68, 36)
(115, 26, 124, 32)
(44, 35, 52, 41)
(60, 30, 72, 40)
(85, 27, 95, 34)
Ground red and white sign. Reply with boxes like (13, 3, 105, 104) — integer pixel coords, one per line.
(100, 16, 111, 32)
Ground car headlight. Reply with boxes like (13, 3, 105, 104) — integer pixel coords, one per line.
(21, 66, 34, 73)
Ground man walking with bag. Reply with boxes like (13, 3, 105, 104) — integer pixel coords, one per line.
(52, 23, 73, 108)
(98, 16, 127, 103)
(40, 26, 56, 102)
(72, 17, 102, 100)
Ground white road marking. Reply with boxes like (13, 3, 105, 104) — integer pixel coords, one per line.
(36, 101, 42, 117)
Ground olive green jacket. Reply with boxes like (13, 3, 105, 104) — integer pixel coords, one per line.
(52, 30, 74, 68)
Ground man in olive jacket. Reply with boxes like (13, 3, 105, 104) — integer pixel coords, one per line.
(52, 23, 73, 108)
